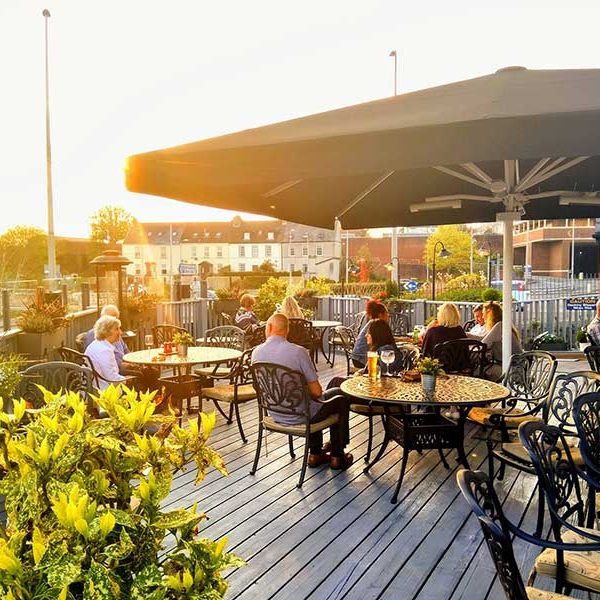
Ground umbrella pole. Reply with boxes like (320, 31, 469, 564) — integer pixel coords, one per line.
(501, 216, 514, 373)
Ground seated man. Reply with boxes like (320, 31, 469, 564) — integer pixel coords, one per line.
(84, 304, 129, 371)
(469, 304, 487, 337)
(251, 313, 353, 469)
(587, 300, 600, 346)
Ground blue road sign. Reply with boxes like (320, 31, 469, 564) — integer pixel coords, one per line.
(404, 280, 418, 292)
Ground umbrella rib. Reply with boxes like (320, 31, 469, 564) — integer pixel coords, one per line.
(461, 163, 493, 184)
(521, 156, 589, 191)
(424, 194, 499, 203)
(525, 190, 576, 200)
(433, 166, 491, 191)
(517, 157, 566, 190)
(262, 179, 303, 198)
(336, 170, 395, 219)
(514, 158, 551, 192)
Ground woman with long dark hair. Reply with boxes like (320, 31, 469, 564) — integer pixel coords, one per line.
(351, 299, 388, 367)
(367, 319, 408, 374)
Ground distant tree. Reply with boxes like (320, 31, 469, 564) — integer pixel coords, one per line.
(89, 206, 135, 244)
(424, 225, 477, 276)
(0, 226, 47, 281)
(259, 260, 276, 272)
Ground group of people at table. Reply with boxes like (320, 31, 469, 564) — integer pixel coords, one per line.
(79, 295, 522, 474)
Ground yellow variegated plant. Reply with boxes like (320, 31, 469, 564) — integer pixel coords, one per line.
(0, 385, 242, 599)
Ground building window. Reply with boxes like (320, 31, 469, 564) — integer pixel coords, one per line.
(239, 263, 246, 272)
(265, 245, 272, 257)
(191, 246, 197, 259)
(217, 263, 222, 271)
(302, 246, 308, 257)
(316, 246, 323, 256)
(252, 245, 259, 258)
(318, 232, 325, 240)
(267, 232, 274, 240)
(289, 247, 295, 256)
(303, 263, 308, 273)
(243, 232, 251, 241)
(290, 263, 295, 272)
(161, 263, 168, 275)
(329, 263, 334, 274)
(204, 246, 210, 258)
(135, 266, 141, 276)
(160, 247, 167, 259)
(217, 246, 223, 258)
(252, 264, 259, 272)
(134, 247, 141, 259)
(239, 246, 246, 257)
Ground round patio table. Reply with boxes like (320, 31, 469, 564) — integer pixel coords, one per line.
(310, 320, 342, 365)
(341, 374, 510, 503)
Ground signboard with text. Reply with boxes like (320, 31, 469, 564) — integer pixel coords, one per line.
(566, 296, 598, 311)
(178, 263, 197, 275)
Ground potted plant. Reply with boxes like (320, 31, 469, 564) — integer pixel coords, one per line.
(0, 385, 243, 597)
(537, 333, 569, 352)
(173, 330, 195, 358)
(417, 357, 444, 393)
(577, 328, 590, 351)
(16, 297, 69, 360)
(214, 287, 240, 318)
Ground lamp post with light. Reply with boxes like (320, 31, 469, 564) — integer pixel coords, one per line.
(386, 257, 399, 281)
(431, 241, 450, 301)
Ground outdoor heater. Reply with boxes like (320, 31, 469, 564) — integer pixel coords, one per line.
(89, 250, 132, 316)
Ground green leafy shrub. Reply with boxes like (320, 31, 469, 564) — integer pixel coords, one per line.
(0, 353, 25, 402)
(215, 287, 239, 300)
(437, 288, 486, 302)
(17, 298, 68, 333)
(417, 357, 444, 375)
(481, 287, 502, 302)
(576, 328, 589, 344)
(0, 386, 242, 598)
(255, 277, 289, 320)
(444, 274, 487, 290)
(302, 276, 333, 296)
(385, 280, 400, 299)
(330, 282, 386, 297)
(540, 333, 566, 344)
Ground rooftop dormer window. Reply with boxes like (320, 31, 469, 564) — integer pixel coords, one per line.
(243, 232, 251, 240)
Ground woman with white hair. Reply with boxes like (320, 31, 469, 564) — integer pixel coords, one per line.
(84, 315, 127, 390)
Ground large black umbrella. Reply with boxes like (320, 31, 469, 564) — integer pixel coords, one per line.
(126, 66, 600, 368)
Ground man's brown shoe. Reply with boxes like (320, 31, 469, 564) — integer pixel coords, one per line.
(308, 452, 330, 468)
(330, 453, 354, 470)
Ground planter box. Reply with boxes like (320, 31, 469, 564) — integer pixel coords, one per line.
(538, 342, 569, 352)
(17, 330, 65, 360)
(297, 297, 318, 311)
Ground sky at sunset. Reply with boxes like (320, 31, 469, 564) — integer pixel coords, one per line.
(2, 0, 600, 237)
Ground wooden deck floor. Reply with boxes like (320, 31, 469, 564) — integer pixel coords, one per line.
(165, 357, 596, 600)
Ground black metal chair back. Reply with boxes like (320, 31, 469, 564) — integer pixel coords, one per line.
(204, 325, 245, 350)
(251, 362, 312, 421)
(456, 470, 529, 600)
(432, 338, 487, 377)
(584, 345, 600, 372)
(394, 344, 420, 372)
(349, 311, 367, 337)
(463, 319, 476, 333)
(75, 331, 88, 352)
(229, 349, 254, 386)
(519, 421, 586, 529)
(245, 324, 266, 349)
(334, 325, 357, 375)
(574, 392, 600, 478)
(389, 311, 409, 336)
(220, 312, 233, 325)
(287, 318, 315, 349)
(504, 351, 557, 406)
(152, 324, 190, 347)
(54, 346, 88, 366)
(530, 330, 550, 350)
(15, 361, 94, 410)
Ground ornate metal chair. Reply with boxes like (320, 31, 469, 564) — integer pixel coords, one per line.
(389, 311, 409, 337)
(584, 345, 600, 372)
(432, 338, 487, 378)
(530, 330, 550, 351)
(250, 362, 342, 488)
(245, 324, 266, 349)
(462, 319, 476, 333)
(220, 312, 233, 325)
(468, 351, 557, 434)
(15, 361, 94, 411)
(152, 324, 191, 347)
(520, 420, 600, 596)
(349, 311, 367, 338)
(332, 326, 359, 377)
(195, 325, 245, 379)
(74, 331, 88, 352)
(457, 469, 581, 600)
(201, 350, 256, 442)
(287, 318, 318, 361)
(488, 371, 600, 537)
(327, 325, 354, 369)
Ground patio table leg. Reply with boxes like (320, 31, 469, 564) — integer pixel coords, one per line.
(455, 407, 471, 469)
(363, 406, 391, 473)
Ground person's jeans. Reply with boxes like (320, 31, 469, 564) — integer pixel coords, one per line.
(309, 388, 349, 457)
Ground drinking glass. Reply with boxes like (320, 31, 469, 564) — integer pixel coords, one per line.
(144, 334, 154, 357)
(380, 349, 395, 376)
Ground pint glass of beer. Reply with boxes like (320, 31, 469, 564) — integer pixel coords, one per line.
(367, 351, 379, 380)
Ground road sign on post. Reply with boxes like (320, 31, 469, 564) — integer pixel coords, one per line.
(178, 263, 197, 275)
(404, 280, 418, 293)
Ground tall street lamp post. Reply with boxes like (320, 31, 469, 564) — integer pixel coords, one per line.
(431, 241, 450, 302)
(43, 9, 57, 283)
(389, 50, 397, 96)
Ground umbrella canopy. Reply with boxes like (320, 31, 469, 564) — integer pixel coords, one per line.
(126, 66, 600, 370)
(127, 66, 600, 229)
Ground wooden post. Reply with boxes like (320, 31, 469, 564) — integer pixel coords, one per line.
(81, 282, 90, 310)
(1, 290, 10, 331)
(61, 283, 68, 307)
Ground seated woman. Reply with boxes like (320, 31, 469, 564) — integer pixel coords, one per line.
(279, 295, 304, 319)
(85, 315, 127, 390)
(421, 302, 466, 357)
(235, 293, 259, 330)
(480, 301, 523, 380)
(351, 299, 388, 368)
(367, 319, 410, 374)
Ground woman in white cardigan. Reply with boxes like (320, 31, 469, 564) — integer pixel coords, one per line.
(84, 315, 127, 390)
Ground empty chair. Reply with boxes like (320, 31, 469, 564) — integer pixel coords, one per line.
(15, 361, 94, 411)
(245, 324, 266, 349)
(333, 326, 360, 377)
(152, 324, 191, 347)
(457, 469, 578, 600)
(287, 318, 318, 361)
(388, 311, 409, 337)
(530, 330, 550, 351)
(584, 345, 600, 372)
(432, 338, 487, 377)
(195, 325, 245, 379)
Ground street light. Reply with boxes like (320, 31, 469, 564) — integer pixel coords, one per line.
(43, 9, 57, 283)
(386, 257, 399, 281)
(389, 50, 397, 96)
(431, 242, 450, 301)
